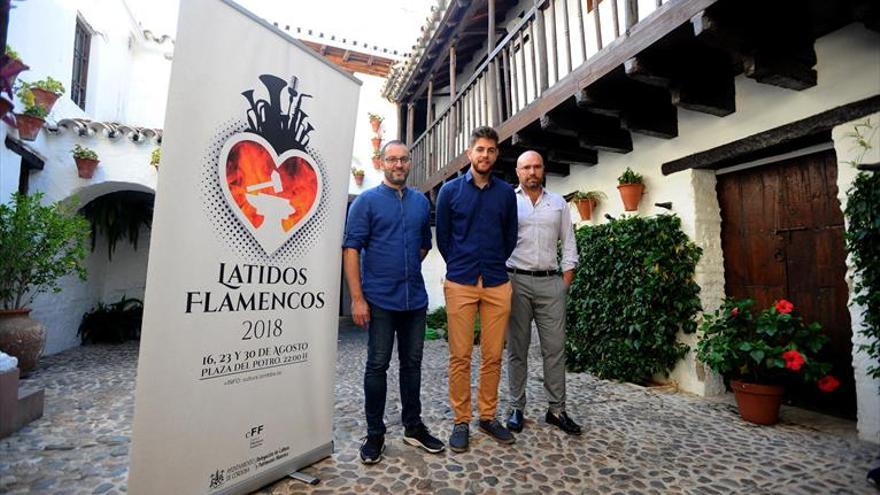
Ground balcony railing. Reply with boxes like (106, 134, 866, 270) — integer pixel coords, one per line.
(409, 0, 675, 191)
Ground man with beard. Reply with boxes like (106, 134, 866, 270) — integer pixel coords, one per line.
(435, 126, 518, 452)
(504, 150, 582, 436)
(343, 140, 444, 464)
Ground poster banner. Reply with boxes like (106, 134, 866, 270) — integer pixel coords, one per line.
(128, 1, 360, 493)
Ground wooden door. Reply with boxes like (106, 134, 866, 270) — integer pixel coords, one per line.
(717, 148, 855, 418)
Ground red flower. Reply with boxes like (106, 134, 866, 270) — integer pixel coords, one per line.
(817, 375, 840, 393)
(775, 299, 794, 314)
(782, 349, 805, 372)
(731, 307, 739, 317)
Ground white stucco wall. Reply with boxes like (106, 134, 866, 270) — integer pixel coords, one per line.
(833, 112, 880, 444)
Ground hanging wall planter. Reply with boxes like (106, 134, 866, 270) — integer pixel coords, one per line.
(617, 167, 645, 212)
(368, 112, 383, 133)
(371, 136, 382, 152)
(352, 167, 365, 186)
(19, 77, 65, 114)
(72, 144, 100, 179)
(14, 113, 44, 141)
(570, 190, 606, 221)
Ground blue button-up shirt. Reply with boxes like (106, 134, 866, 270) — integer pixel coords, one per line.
(342, 184, 432, 311)
(435, 170, 518, 287)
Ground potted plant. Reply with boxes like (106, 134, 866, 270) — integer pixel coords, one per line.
(617, 167, 645, 211)
(570, 190, 606, 221)
(371, 134, 382, 153)
(368, 112, 384, 133)
(72, 144, 100, 179)
(21, 77, 65, 114)
(150, 147, 161, 169)
(696, 298, 840, 425)
(2, 45, 28, 93)
(352, 166, 365, 186)
(13, 86, 47, 141)
(0, 193, 90, 375)
(371, 149, 382, 169)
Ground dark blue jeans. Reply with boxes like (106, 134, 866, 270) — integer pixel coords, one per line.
(364, 305, 426, 436)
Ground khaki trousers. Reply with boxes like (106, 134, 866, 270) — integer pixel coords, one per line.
(444, 278, 512, 423)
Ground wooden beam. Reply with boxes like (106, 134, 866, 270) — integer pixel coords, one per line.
(744, 50, 817, 91)
(548, 148, 598, 166)
(426, 80, 434, 129)
(406, 103, 415, 146)
(661, 95, 880, 175)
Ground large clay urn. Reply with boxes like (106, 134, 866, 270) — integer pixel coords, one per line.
(0, 309, 46, 376)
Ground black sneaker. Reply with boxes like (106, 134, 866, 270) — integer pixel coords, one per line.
(403, 423, 445, 453)
(359, 434, 385, 464)
(546, 410, 582, 436)
(478, 419, 515, 444)
(506, 408, 524, 433)
(448, 423, 469, 453)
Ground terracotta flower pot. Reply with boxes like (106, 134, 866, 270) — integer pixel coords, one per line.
(372, 156, 382, 169)
(371, 137, 382, 152)
(0, 97, 11, 118)
(354, 175, 364, 186)
(0, 309, 46, 377)
(75, 158, 100, 179)
(30, 88, 60, 114)
(575, 199, 596, 221)
(617, 183, 644, 211)
(730, 380, 785, 425)
(14, 113, 44, 141)
(370, 119, 381, 133)
(2, 58, 28, 88)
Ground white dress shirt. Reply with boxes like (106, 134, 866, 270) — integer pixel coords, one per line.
(506, 186, 578, 272)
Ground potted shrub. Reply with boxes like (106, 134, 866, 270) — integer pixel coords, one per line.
(13, 99, 47, 142)
(617, 167, 645, 211)
(352, 166, 365, 186)
(570, 190, 606, 221)
(22, 77, 65, 114)
(368, 112, 384, 133)
(0, 193, 90, 375)
(696, 298, 839, 425)
(371, 149, 382, 169)
(150, 147, 161, 169)
(72, 144, 100, 179)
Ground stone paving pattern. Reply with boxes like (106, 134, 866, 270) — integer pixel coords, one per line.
(1, 322, 877, 494)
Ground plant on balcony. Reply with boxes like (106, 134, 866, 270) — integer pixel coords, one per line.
(20, 77, 65, 114)
(617, 167, 644, 212)
(696, 298, 839, 425)
(150, 147, 161, 168)
(368, 112, 384, 132)
(71, 144, 100, 179)
(570, 190, 606, 221)
(13, 87, 46, 141)
(0, 192, 89, 374)
(352, 166, 365, 186)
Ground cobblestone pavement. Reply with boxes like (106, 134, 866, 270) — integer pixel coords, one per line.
(1, 322, 877, 495)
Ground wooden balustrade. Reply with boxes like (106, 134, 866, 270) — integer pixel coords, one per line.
(409, 0, 663, 190)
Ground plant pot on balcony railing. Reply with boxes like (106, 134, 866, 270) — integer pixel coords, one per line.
(72, 144, 100, 179)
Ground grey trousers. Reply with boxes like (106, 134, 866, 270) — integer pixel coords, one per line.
(506, 272, 567, 413)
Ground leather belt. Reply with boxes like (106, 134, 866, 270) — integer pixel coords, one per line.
(506, 267, 559, 277)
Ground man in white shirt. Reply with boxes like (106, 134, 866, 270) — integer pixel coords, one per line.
(504, 150, 582, 436)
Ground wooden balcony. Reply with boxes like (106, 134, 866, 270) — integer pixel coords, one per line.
(407, 0, 876, 192)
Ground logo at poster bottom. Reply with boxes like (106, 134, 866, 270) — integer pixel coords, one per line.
(219, 133, 322, 255)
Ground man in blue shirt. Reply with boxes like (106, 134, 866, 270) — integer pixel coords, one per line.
(343, 140, 444, 464)
(435, 126, 518, 452)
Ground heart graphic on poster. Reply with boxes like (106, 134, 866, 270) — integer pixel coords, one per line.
(218, 133, 322, 255)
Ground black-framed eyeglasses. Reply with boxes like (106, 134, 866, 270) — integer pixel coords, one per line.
(383, 156, 411, 164)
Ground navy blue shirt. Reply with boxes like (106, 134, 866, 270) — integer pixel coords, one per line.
(435, 170, 518, 287)
(342, 184, 432, 311)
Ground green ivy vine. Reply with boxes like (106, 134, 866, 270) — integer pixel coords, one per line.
(843, 119, 879, 379)
(565, 214, 703, 383)
(80, 191, 154, 261)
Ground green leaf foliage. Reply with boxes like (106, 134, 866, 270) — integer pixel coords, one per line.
(843, 120, 880, 379)
(426, 305, 480, 344)
(80, 191, 154, 261)
(78, 296, 143, 344)
(565, 214, 702, 383)
(0, 193, 90, 309)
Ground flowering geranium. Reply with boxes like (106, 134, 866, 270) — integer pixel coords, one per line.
(696, 298, 836, 390)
